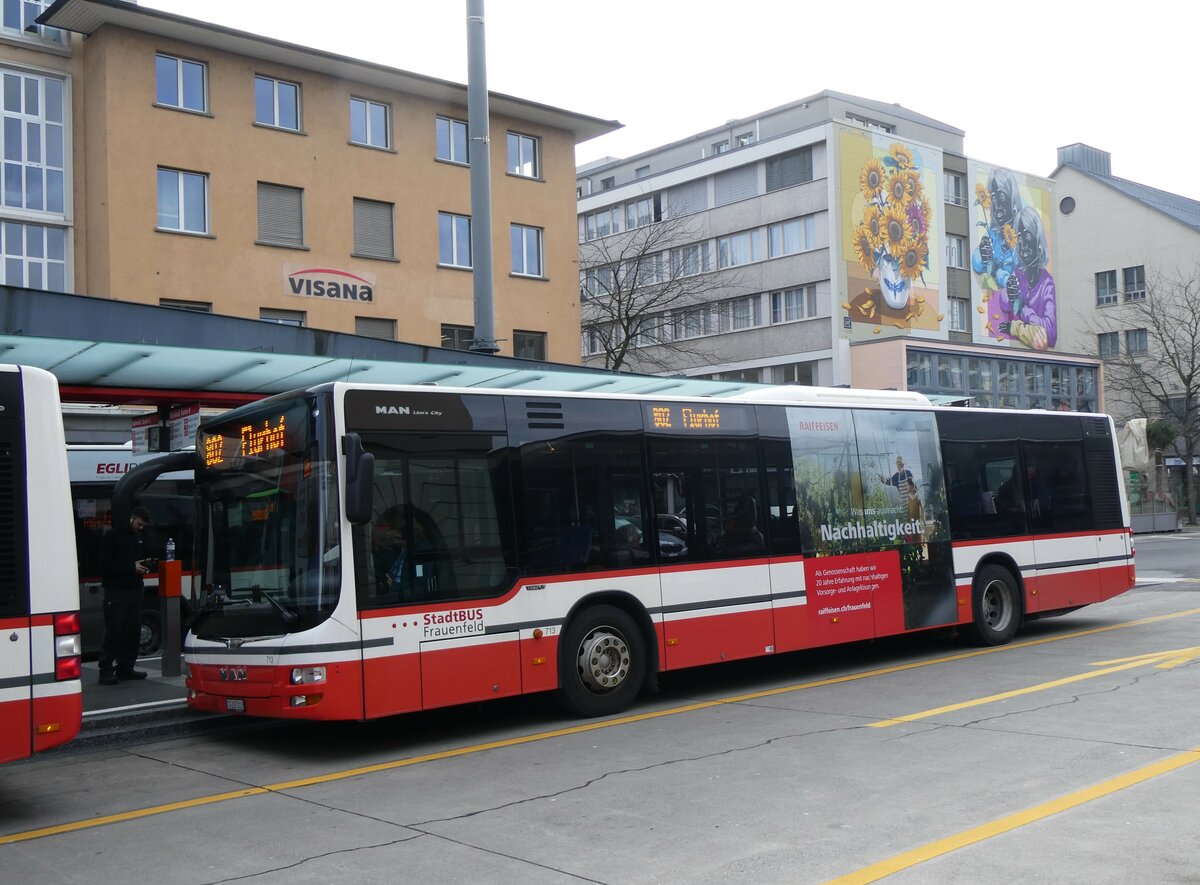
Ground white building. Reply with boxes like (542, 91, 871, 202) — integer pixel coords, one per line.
(577, 91, 1102, 410)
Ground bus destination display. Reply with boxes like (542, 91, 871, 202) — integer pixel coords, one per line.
(204, 415, 287, 468)
(649, 405, 722, 431)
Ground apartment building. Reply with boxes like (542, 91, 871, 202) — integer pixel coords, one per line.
(577, 91, 1102, 410)
(1052, 144, 1200, 422)
(3, 0, 616, 361)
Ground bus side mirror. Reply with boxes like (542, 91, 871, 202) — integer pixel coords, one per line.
(341, 433, 375, 525)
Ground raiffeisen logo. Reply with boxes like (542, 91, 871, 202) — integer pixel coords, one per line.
(284, 267, 374, 302)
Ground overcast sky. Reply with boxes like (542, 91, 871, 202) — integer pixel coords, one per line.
(144, 0, 1196, 198)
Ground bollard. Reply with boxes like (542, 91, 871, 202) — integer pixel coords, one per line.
(158, 560, 183, 677)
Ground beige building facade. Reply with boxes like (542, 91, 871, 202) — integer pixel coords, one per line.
(4, 0, 615, 362)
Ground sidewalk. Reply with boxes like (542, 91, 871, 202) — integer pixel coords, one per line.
(76, 655, 236, 750)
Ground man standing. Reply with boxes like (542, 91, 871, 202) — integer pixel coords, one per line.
(99, 505, 152, 685)
(878, 455, 924, 522)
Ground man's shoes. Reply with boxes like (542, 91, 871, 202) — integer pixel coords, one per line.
(99, 671, 119, 686)
(116, 669, 148, 681)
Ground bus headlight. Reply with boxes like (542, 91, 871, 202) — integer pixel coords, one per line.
(290, 666, 326, 685)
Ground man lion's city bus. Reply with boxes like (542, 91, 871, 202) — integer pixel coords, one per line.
(123, 381, 1134, 721)
(1, 365, 82, 763)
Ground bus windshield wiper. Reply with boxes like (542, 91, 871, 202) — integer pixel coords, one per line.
(251, 585, 298, 625)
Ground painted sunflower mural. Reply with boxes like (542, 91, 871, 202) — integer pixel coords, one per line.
(845, 142, 938, 333)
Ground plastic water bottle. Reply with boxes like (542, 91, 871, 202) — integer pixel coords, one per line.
(166, 538, 176, 562)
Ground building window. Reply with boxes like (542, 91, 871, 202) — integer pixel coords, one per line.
(846, 113, 893, 134)
(583, 206, 621, 241)
(736, 132, 754, 148)
(635, 165, 650, 179)
(2, 71, 66, 214)
(438, 212, 471, 268)
(946, 235, 967, 269)
(948, 296, 970, 332)
(672, 306, 710, 340)
(944, 172, 966, 207)
(256, 182, 304, 248)
(1, 222, 66, 291)
(768, 217, 815, 258)
(600, 177, 615, 191)
(353, 198, 394, 259)
(765, 147, 814, 192)
(513, 330, 546, 360)
(510, 223, 543, 277)
(1098, 331, 1119, 359)
(350, 97, 390, 148)
(717, 229, 763, 268)
(776, 361, 815, 385)
(157, 168, 208, 234)
(260, 308, 305, 326)
(1123, 265, 1146, 300)
(1126, 328, 1148, 354)
(626, 195, 662, 230)
(159, 298, 211, 313)
(3, 0, 64, 44)
(441, 323, 474, 351)
(711, 140, 730, 155)
(582, 264, 615, 299)
(672, 242, 713, 277)
(717, 295, 763, 332)
(254, 75, 300, 131)
(355, 316, 395, 340)
(770, 286, 818, 323)
(155, 54, 207, 113)
(1096, 270, 1118, 306)
(507, 132, 540, 178)
(436, 116, 468, 164)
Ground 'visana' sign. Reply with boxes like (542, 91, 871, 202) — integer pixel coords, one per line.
(284, 266, 375, 302)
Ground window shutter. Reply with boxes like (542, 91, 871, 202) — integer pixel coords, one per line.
(766, 147, 814, 192)
(257, 183, 304, 247)
(667, 179, 707, 217)
(714, 165, 758, 206)
(353, 198, 395, 259)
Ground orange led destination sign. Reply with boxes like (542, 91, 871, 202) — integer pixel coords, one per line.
(649, 405, 722, 431)
(203, 416, 287, 468)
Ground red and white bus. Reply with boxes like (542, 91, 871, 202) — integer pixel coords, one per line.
(121, 381, 1134, 721)
(1, 365, 81, 763)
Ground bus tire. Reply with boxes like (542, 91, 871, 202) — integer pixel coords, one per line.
(140, 609, 162, 657)
(557, 605, 646, 718)
(964, 564, 1021, 646)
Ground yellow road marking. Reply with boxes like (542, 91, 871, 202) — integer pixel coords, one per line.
(825, 746, 1200, 884)
(870, 644, 1200, 728)
(3, 606, 1199, 845)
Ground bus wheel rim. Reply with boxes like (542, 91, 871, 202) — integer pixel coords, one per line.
(578, 629, 630, 693)
(982, 580, 1011, 630)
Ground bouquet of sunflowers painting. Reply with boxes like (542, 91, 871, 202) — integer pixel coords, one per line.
(846, 143, 936, 332)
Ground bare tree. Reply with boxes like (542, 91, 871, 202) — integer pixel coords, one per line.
(579, 213, 741, 373)
(1089, 264, 1200, 522)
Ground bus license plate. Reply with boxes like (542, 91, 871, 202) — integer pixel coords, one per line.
(225, 699, 245, 713)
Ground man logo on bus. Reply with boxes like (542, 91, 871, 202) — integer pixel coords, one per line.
(218, 666, 248, 681)
(375, 406, 411, 415)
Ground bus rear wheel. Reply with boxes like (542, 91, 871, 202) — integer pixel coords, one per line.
(964, 564, 1021, 646)
(557, 605, 646, 718)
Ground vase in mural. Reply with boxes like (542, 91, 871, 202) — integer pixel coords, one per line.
(876, 256, 910, 311)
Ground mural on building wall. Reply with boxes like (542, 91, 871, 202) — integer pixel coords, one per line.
(839, 128, 942, 341)
(969, 164, 1056, 350)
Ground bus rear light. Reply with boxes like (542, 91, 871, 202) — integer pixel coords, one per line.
(56, 635, 81, 657)
(291, 666, 326, 685)
(56, 655, 81, 681)
(36, 722, 62, 735)
(54, 611, 80, 636)
(290, 695, 308, 707)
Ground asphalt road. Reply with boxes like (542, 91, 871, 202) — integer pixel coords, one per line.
(2, 563, 1199, 884)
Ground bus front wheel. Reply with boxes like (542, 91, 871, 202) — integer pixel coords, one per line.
(557, 605, 646, 718)
(964, 564, 1021, 646)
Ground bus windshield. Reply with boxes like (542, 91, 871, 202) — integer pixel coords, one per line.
(191, 395, 340, 638)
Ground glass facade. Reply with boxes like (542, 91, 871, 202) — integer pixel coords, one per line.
(907, 350, 1098, 412)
